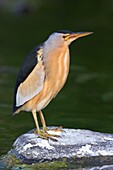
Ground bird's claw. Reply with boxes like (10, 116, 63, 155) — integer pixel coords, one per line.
(34, 127, 63, 141)
(34, 129, 60, 141)
(51, 126, 64, 132)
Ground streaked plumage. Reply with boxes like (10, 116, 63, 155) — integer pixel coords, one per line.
(12, 30, 92, 139)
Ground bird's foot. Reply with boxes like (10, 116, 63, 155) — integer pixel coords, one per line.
(34, 129, 60, 141)
(34, 127, 63, 141)
(49, 126, 64, 133)
(46, 126, 64, 141)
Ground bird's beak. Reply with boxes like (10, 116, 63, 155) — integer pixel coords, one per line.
(64, 32, 93, 41)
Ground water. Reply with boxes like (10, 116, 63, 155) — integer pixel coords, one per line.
(0, 0, 113, 169)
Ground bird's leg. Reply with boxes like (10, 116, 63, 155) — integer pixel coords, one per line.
(38, 110, 64, 133)
(32, 110, 40, 134)
(39, 110, 47, 131)
(32, 110, 59, 140)
(32, 110, 47, 138)
(39, 110, 61, 139)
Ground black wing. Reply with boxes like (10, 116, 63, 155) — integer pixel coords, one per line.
(12, 43, 43, 113)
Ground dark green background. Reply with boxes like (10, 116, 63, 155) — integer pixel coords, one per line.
(0, 0, 113, 157)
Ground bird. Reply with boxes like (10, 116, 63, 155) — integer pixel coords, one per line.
(12, 30, 92, 140)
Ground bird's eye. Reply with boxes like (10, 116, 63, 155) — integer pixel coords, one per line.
(63, 35, 67, 39)
(63, 34, 70, 40)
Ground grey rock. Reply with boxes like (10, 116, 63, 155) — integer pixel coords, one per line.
(1, 127, 113, 169)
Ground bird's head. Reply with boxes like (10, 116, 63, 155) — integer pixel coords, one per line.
(57, 30, 93, 45)
(45, 30, 93, 49)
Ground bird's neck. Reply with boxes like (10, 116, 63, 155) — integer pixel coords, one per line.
(43, 46, 70, 97)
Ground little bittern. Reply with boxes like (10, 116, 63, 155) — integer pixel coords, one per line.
(12, 30, 92, 139)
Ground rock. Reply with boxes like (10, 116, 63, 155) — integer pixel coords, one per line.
(1, 127, 113, 169)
